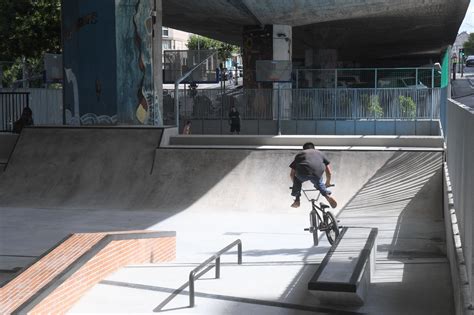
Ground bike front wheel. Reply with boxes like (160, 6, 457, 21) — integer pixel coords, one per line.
(324, 211, 340, 245)
(310, 211, 319, 246)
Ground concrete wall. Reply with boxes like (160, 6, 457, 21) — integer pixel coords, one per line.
(445, 99, 474, 315)
(181, 119, 440, 136)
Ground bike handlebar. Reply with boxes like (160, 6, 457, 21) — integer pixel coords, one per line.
(289, 184, 335, 191)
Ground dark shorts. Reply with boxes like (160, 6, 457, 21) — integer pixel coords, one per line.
(230, 124, 240, 132)
(291, 174, 331, 198)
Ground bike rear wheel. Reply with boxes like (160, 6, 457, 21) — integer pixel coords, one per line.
(310, 211, 319, 246)
(324, 211, 339, 245)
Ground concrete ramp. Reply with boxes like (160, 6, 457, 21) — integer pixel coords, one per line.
(0, 127, 163, 210)
(0, 127, 440, 215)
(149, 149, 398, 213)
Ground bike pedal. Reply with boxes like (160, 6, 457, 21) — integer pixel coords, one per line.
(304, 228, 310, 231)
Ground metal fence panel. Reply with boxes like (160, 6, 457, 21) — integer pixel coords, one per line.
(0, 92, 29, 131)
(294, 67, 440, 89)
(0, 88, 63, 128)
(166, 87, 441, 122)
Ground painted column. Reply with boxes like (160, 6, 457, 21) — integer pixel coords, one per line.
(62, 0, 162, 126)
(115, 0, 162, 125)
(152, 0, 163, 126)
(242, 25, 273, 89)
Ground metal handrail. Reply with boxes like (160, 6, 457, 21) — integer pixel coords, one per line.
(174, 51, 218, 127)
(189, 239, 242, 307)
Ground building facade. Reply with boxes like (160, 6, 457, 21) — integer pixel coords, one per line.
(453, 31, 470, 58)
(162, 27, 192, 51)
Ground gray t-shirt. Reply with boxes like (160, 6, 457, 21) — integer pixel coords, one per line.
(289, 149, 330, 178)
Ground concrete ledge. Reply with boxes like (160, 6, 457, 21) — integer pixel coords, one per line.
(162, 145, 444, 151)
(0, 230, 176, 315)
(168, 135, 444, 148)
(160, 126, 179, 146)
(180, 119, 441, 136)
(308, 227, 377, 306)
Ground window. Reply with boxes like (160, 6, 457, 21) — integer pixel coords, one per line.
(162, 40, 171, 50)
(162, 27, 169, 37)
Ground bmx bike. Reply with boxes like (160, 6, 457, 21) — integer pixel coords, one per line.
(291, 185, 340, 246)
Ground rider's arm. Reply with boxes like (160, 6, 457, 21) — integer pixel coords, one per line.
(290, 168, 295, 181)
(325, 164, 332, 186)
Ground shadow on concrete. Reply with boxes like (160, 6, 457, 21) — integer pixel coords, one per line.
(274, 151, 447, 312)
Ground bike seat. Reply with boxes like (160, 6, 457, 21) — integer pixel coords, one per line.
(320, 202, 330, 209)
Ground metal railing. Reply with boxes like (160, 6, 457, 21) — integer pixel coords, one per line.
(173, 51, 218, 127)
(163, 87, 441, 123)
(189, 239, 242, 307)
(0, 92, 29, 131)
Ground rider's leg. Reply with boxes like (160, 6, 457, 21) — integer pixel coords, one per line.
(311, 177, 338, 208)
(291, 176, 303, 208)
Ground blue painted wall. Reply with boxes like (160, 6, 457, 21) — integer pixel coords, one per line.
(62, 0, 117, 124)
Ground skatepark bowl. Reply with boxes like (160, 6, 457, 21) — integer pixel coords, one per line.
(0, 126, 452, 314)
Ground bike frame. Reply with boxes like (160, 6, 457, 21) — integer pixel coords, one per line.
(302, 189, 327, 219)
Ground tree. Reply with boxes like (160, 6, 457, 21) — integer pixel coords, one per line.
(362, 94, 383, 118)
(0, 0, 61, 87)
(186, 35, 239, 61)
(399, 95, 416, 118)
(464, 33, 474, 56)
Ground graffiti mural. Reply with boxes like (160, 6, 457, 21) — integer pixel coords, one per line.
(242, 25, 273, 89)
(62, 0, 161, 125)
(116, 0, 160, 125)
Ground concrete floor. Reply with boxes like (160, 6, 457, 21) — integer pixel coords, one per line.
(0, 128, 452, 314)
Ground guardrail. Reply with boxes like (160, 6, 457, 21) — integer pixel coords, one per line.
(189, 239, 242, 307)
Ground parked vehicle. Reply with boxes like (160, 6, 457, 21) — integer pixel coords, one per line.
(378, 77, 428, 89)
(337, 75, 361, 87)
(466, 55, 474, 67)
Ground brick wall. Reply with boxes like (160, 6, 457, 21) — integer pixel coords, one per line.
(0, 231, 176, 314)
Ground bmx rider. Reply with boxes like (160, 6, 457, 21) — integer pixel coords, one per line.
(289, 142, 338, 209)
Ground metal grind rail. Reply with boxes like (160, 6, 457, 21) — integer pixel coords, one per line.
(189, 239, 242, 307)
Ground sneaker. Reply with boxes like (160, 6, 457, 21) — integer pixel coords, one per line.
(291, 200, 300, 208)
(326, 196, 338, 208)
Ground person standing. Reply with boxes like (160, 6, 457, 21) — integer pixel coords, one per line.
(182, 120, 192, 135)
(13, 107, 34, 133)
(228, 105, 241, 135)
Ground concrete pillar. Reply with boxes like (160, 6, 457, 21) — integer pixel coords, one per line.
(242, 25, 273, 89)
(314, 49, 338, 88)
(62, 0, 163, 126)
(152, 0, 163, 126)
(242, 24, 293, 132)
(272, 25, 292, 122)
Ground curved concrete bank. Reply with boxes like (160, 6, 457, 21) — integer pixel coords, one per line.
(0, 127, 441, 212)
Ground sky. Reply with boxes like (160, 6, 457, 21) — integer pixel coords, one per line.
(459, 1, 474, 33)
